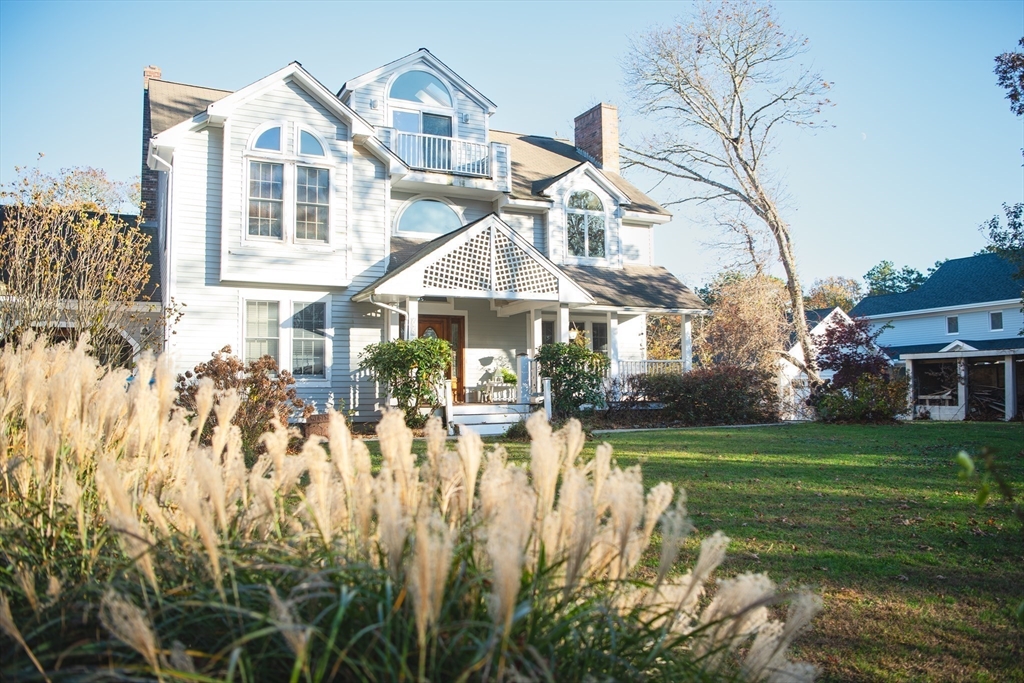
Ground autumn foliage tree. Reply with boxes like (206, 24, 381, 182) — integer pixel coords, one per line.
(804, 276, 861, 312)
(0, 163, 153, 365)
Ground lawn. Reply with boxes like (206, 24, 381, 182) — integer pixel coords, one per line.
(370, 421, 1024, 681)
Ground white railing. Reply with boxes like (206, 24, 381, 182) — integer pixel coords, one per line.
(392, 132, 490, 177)
(617, 360, 688, 377)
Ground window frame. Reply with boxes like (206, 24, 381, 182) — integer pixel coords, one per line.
(565, 189, 609, 263)
(241, 292, 333, 387)
(946, 315, 959, 335)
(990, 311, 1004, 331)
(385, 68, 460, 140)
(243, 122, 334, 248)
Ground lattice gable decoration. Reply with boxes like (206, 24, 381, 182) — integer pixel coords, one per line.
(375, 217, 593, 303)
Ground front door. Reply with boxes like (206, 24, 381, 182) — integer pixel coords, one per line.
(418, 316, 465, 403)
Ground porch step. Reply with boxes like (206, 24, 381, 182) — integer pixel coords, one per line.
(450, 403, 536, 436)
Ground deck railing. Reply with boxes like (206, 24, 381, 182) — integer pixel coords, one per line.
(391, 132, 490, 177)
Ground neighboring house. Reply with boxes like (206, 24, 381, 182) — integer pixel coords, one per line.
(778, 307, 852, 420)
(142, 51, 705, 433)
(850, 253, 1023, 421)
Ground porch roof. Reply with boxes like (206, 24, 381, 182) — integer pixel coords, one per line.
(885, 337, 1024, 360)
(559, 264, 706, 312)
(351, 214, 594, 305)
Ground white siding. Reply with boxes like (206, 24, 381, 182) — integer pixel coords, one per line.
(620, 224, 652, 265)
(872, 305, 1023, 348)
(459, 299, 528, 390)
(221, 79, 350, 287)
(617, 314, 647, 361)
(500, 211, 546, 254)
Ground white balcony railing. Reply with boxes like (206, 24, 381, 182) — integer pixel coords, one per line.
(391, 132, 490, 177)
(617, 360, 688, 377)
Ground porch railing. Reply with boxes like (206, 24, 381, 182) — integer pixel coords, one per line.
(617, 360, 688, 377)
(391, 132, 491, 177)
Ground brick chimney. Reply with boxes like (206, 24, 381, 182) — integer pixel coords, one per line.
(143, 65, 162, 89)
(141, 66, 161, 223)
(574, 103, 619, 175)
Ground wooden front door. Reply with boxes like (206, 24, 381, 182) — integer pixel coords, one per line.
(418, 316, 465, 402)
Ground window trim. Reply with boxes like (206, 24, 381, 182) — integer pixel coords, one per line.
(243, 121, 334, 247)
(393, 195, 466, 239)
(241, 292, 333, 387)
(564, 189, 609, 264)
(384, 67, 460, 139)
(990, 311, 1004, 331)
(946, 315, 959, 335)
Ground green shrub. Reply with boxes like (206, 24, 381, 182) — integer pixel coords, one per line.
(359, 337, 453, 427)
(624, 365, 780, 425)
(536, 342, 609, 417)
(175, 345, 312, 459)
(813, 373, 911, 423)
(499, 366, 518, 384)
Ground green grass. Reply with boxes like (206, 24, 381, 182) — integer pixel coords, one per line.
(369, 421, 1024, 681)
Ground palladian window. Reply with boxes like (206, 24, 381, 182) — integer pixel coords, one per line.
(398, 199, 463, 236)
(567, 190, 606, 258)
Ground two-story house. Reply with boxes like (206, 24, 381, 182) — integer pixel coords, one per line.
(850, 253, 1023, 421)
(143, 50, 705, 432)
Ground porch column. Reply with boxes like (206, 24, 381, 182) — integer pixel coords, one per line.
(1005, 355, 1017, 421)
(385, 308, 400, 342)
(905, 359, 916, 418)
(531, 308, 543, 356)
(405, 298, 419, 340)
(957, 358, 967, 420)
(558, 304, 570, 343)
(682, 314, 693, 372)
(608, 311, 619, 379)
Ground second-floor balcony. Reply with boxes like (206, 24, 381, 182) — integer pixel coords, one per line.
(392, 131, 490, 176)
(377, 128, 511, 196)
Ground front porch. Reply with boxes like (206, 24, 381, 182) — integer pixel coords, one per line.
(902, 345, 1024, 421)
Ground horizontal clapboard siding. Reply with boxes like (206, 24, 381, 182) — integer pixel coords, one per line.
(500, 211, 545, 254)
(873, 306, 1024, 348)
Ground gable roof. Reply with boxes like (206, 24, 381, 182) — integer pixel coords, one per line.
(850, 253, 1022, 317)
(147, 79, 230, 136)
(490, 131, 669, 216)
(339, 48, 497, 114)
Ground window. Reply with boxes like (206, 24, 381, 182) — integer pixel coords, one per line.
(254, 126, 281, 151)
(991, 311, 1003, 331)
(397, 198, 463, 236)
(946, 316, 959, 334)
(567, 190, 606, 259)
(248, 162, 284, 238)
(295, 166, 329, 241)
(246, 124, 331, 244)
(592, 322, 609, 355)
(244, 297, 330, 381)
(542, 320, 554, 345)
(245, 301, 280, 363)
(390, 70, 452, 108)
(292, 302, 326, 377)
(299, 130, 324, 156)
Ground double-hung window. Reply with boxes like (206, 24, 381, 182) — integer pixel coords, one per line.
(567, 190, 606, 259)
(243, 296, 330, 382)
(245, 124, 331, 245)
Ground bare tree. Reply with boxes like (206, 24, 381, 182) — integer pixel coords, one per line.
(0, 163, 155, 365)
(623, 0, 831, 382)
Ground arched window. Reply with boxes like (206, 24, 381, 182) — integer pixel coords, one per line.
(299, 130, 325, 156)
(390, 71, 452, 108)
(254, 126, 282, 151)
(567, 190, 606, 258)
(397, 199, 462, 236)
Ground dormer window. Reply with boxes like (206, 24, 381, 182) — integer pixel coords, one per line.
(567, 190, 606, 259)
(397, 198, 463, 236)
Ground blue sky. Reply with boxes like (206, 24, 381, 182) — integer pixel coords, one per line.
(1, 0, 1021, 290)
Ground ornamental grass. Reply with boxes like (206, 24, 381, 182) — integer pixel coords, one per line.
(1, 334, 821, 682)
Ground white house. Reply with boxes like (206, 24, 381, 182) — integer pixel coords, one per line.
(778, 307, 852, 420)
(142, 50, 705, 433)
(850, 253, 1023, 421)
